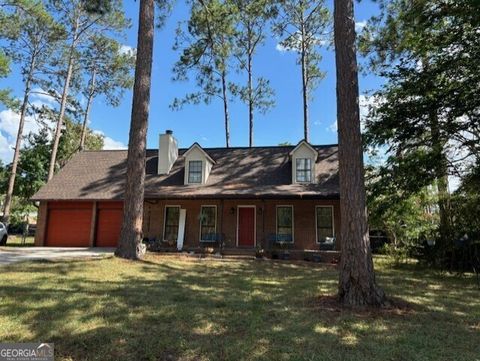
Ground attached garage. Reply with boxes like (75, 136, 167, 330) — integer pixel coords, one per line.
(95, 202, 123, 247)
(41, 201, 123, 247)
(45, 202, 93, 247)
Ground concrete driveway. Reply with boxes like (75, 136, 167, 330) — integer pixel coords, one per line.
(0, 247, 115, 265)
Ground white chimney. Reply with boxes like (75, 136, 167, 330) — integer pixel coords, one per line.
(158, 130, 178, 175)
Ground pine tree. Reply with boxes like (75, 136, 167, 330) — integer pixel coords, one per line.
(172, 0, 237, 147)
(334, 0, 385, 306)
(0, 1, 64, 224)
(274, 0, 329, 142)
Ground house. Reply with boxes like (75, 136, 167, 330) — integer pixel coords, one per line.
(32, 130, 340, 257)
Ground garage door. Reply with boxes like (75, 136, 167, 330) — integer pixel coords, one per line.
(95, 202, 123, 247)
(46, 202, 93, 247)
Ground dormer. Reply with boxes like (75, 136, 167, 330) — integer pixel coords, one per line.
(289, 140, 318, 184)
(183, 143, 215, 185)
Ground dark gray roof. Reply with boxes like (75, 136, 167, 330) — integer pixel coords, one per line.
(32, 145, 339, 201)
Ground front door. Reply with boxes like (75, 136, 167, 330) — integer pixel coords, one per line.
(238, 207, 255, 247)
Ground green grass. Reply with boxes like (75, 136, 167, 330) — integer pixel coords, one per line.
(0, 255, 478, 361)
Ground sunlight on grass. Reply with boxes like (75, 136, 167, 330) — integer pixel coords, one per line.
(0, 255, 479, 361)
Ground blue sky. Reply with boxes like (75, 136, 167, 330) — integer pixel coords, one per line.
(0, 0, 383, 160)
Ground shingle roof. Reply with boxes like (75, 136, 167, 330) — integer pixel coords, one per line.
(32, 145, 339, 201)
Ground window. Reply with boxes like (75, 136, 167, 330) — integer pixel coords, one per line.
(316, 206, 334, 243)
(276, 206, 294, 243)
(164, 206, 180, 241)
(296, 158, 312, 182)
(188, 160, 202, 183)
(200, 206, 216, 241)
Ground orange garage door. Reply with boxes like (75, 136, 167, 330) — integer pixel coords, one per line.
(46, 202, 93, 247)
(95, 202, 123, 247)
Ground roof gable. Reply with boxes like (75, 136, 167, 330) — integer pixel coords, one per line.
(289, 140, 319, 161)
(183, 142, 216, 164)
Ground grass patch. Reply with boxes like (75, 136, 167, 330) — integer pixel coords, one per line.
(4, 235, 35, 247)
(0, 255, 478, 361)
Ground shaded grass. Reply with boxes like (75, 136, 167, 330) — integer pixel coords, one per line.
(4, 235, 35, 247)
(0, 255, 478, 361)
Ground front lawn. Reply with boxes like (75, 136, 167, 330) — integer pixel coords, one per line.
(0, 255, 478, 361)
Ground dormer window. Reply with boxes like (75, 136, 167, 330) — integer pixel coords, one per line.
(188, 160, 202, 183)
(183, 143, 216, 185)
(290, 140, 318, 184)
(296, 158, 312, 182)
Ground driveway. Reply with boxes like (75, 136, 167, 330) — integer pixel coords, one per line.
(0, 247, 115, 265)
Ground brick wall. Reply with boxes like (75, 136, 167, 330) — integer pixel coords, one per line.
(143, 198, 341, 251)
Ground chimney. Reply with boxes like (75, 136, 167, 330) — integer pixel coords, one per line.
(158, 130, 178, 175)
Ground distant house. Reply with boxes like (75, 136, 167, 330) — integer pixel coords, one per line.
(32, 130, 340, 255)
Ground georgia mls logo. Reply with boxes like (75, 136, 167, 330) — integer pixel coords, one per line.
(0, 343, 54, 361)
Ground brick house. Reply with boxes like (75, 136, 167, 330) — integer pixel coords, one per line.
(32, 131, 340, 256)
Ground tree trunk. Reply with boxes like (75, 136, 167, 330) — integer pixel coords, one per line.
(47, 19, 78, 180)
(248, 27, 254, 148)
(79, 68, 96, 151)
(115, 0, 154, 260)
(2, 55, 36, 224)
(300, 22, 309, 142)
(334, 0, 385, 307)
(221, 69, 230, 148)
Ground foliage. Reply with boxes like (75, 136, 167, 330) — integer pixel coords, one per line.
(172, 0, 236, 107)
(81, 35, 135, 109)
(362, 0, 480, 182)
(450, 165, 480, 242)
(361, 0, 480, 265)
(367, 166, 439, 263)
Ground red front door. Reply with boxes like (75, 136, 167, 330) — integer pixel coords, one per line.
(238, 207, 255, 247)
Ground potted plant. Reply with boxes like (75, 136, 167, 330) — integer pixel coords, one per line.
(278, 240, 290, 260)
(255, 242, 264, 259)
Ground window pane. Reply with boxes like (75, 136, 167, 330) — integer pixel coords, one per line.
(188, 161, 202, 183)
(164, 207, 180, 241)
(276, 207, 293, 242)
(316, 207, 334, 243)
(296, 158, 311, 182)
(200, 206, 216, 240)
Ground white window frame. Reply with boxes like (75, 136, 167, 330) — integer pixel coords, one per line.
(199, 205, 217, 242)
(275, 205, 294, 243)
(236, 205, 256, 247)
(315, 205, 335, 244)
(187, 160, 203, 184)
(295, 158, 312, 183)
(163, 205, 181, 242)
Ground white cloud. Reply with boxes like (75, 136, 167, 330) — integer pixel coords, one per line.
(355, 20, 367, 32)
(93, 130, 127, 150)
(0, 108, 47, 163)
(103, 136, 127, 150)
(276, 43, 289, 52)
(30, 88, 57, 106)
(119, 44, 136, 56)
(327, 120, 337, 133)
